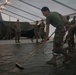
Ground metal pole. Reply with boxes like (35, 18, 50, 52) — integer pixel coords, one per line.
(7, 4, 42, 19)
(52, 0, 76, 11)
(9, 15, 11, 39)
(18, 0, 41, 10)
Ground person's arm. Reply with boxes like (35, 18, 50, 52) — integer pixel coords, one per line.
(64, 27, 72, 43)
(44, 23, 45, 28)
(45, 15, 50, 40)
(19, 23, 22, 31)
(13, 23, 17, 31)
(62, 16, 71, 25)
(45, 24, 49, 40)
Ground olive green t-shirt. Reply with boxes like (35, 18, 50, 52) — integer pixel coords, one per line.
(46, 12, 64, 28)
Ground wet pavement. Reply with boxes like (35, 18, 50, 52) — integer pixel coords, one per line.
(0, 41, 76, 75)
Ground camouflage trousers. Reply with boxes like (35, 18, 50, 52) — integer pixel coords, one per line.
(53, 27, 66, 54)
(67, 25, 76, 47)
(15, 31, 21, 42)
(40, 28, 45, 39)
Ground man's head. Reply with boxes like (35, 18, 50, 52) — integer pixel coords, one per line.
(41, 6, 50, 17)
(17, 19, 19, 22)
(66, 16, 70, 21)
(41, 19, 44, 23)
(73, 16, 76, 20)
(35, 21, 38, 24)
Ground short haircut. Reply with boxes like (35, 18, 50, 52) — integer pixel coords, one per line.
(74, 16, 76, 18)
(17, 19, 19, 21)
(66, 16, 70, 20)
(41, 6, 50, 11)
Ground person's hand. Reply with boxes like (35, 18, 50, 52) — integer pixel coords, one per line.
(45, 37, 49, 41)
(63, 39, 67, 44)
(42, 37, 49, 43)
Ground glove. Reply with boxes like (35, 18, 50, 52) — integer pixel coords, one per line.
(45, 37, 49, 41)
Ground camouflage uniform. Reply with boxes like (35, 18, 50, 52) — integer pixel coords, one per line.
(53, 27, 66, 53)
(41, 7, 71, 65)
(34, 21, 39, 43)
(46, 12, 66, 54)
(65, 25, 76, 47)
(40, 21, 45, 41)
(14, 20, 21, 43)
(71, 16, 76, 25)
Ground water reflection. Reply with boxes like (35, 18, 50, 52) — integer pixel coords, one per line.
(0, 43, 76, 75)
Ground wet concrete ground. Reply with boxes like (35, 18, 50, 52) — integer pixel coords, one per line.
(0, 41, 76, 75)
